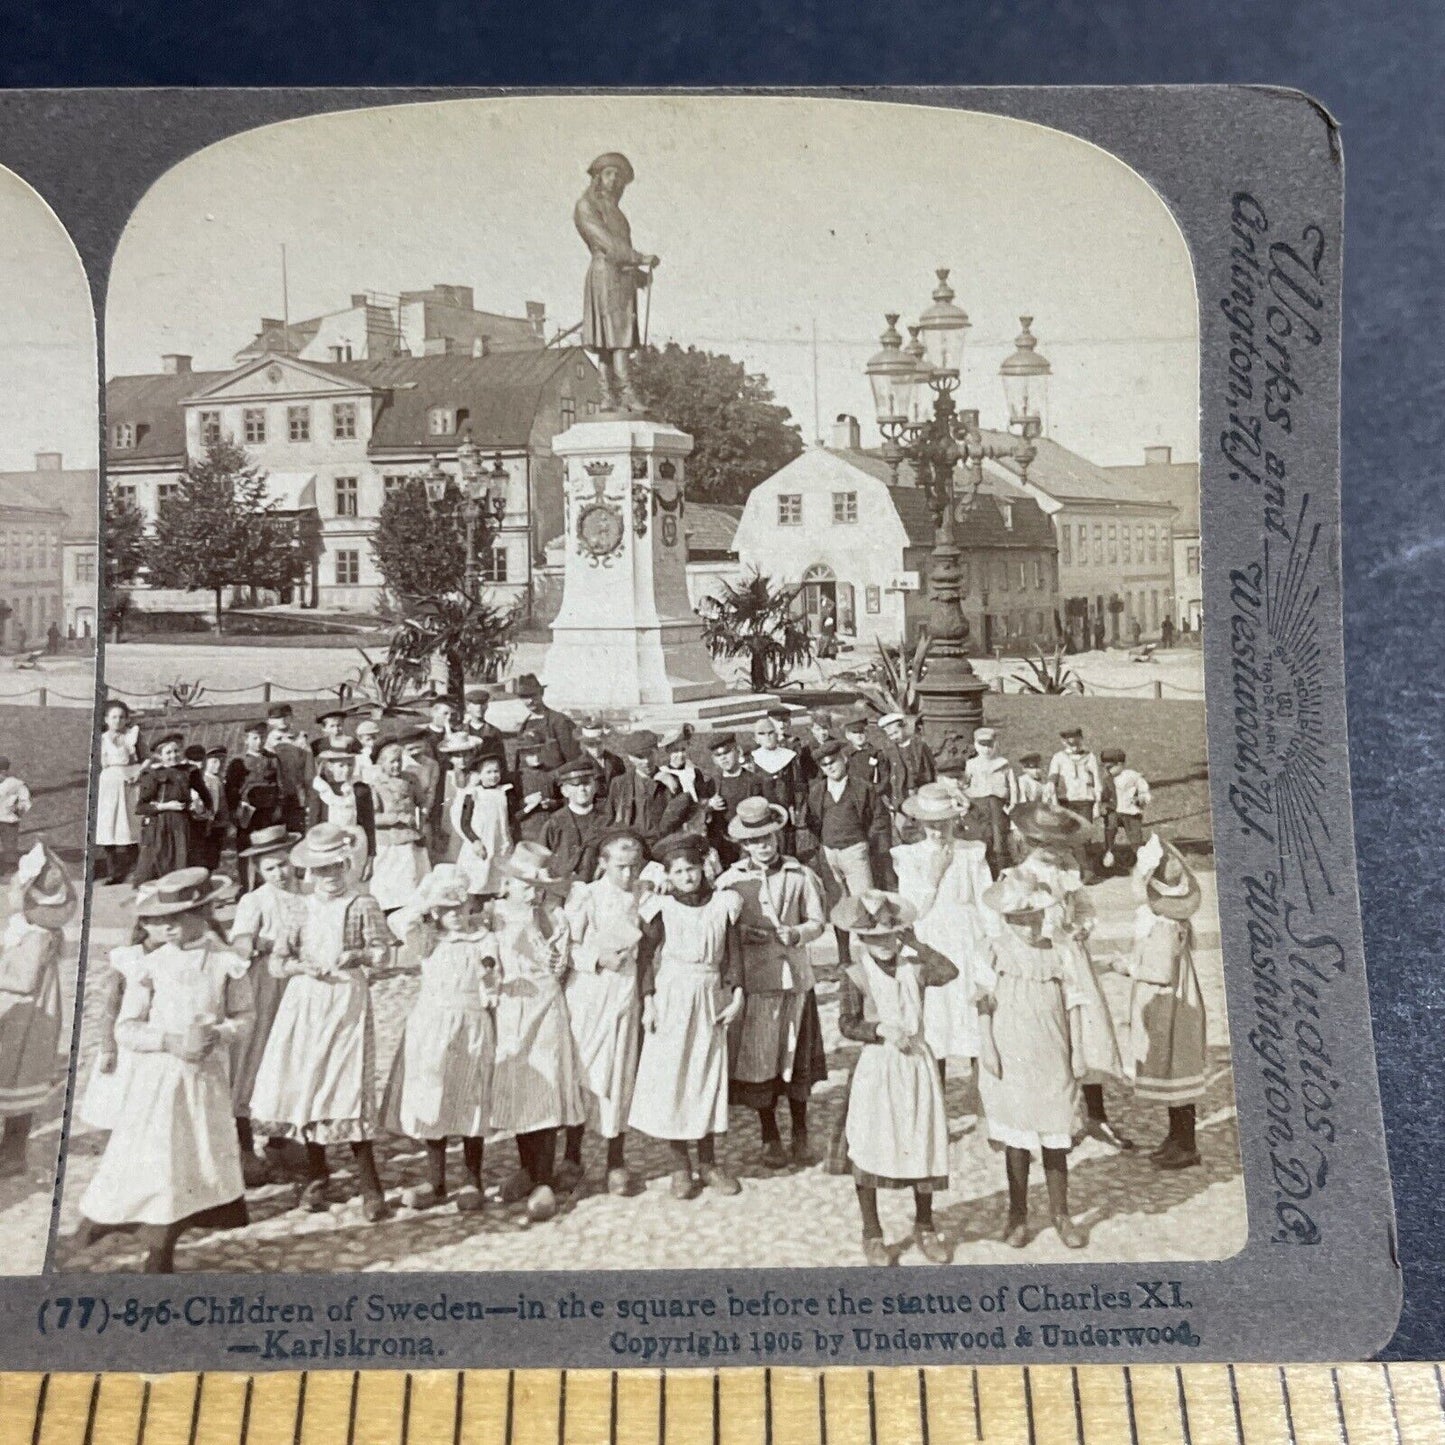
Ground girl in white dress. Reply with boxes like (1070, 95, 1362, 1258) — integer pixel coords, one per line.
(890, 780, 992, 1094)
(226, 824, 304, 1184)
(834, 890, 957, 1266)
(76, 868, 251, 1273)
(381, 865, 499, 1212)
(630, 833, 745, 1200)
(452, 750, 513, 898)
(247, 822, 396, 1222)
(95, 699, 140, 884)
(489, 842, 584, 1222)
(367, 742, 429, 912)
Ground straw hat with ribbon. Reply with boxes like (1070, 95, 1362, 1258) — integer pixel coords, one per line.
(726, 797, 789, 842)
(1009, 800, 1086, 848)
(982, 872, 1057, 920)
(901, 778, 970, 824)
(1137, 834, 1202, 921)
(289, 821, 368, 872)
(238, 824, 301, 859)
(829, 890, 918, 936)
(497, 841, 569, 892)
(13, 842, 79, 930)
(417, 864, 473, 915)
(134, 867, 234, 919)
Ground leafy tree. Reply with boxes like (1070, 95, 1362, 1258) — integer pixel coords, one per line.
(370, 475, 518, 705)
(631, 342, 803, 504)
(699, 569, 813, 691)
(143, 440, 306, 633)
(103, 486, 147, 641)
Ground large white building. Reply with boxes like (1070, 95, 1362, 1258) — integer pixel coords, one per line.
(1107, 445, 1202, 635)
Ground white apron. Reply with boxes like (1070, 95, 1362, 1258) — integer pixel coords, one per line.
(77, 944, 146, 1132)
(226, 883, 303, 1117)
(94, 729, 139, 848)
(844, 953, 949, 1183)
(453, 785, 512, 896)
(629, 891, 741, 1141)
(79, 943, 250, 1226)
(564, 877, 643, 1137)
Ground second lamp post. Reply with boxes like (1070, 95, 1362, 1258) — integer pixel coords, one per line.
(423, 434, 509, 594)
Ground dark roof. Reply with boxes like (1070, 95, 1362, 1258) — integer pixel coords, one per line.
(236, 319, 322, 359)
(820, 446, 1054, 550)
(106, 369, 227, 464)
(683, 503, 742, 557)
(1105, 461, 1200, 534)
(106, 349, 595, 463)
(0, 470, 97, 537)
(987, 434, 1175, 511)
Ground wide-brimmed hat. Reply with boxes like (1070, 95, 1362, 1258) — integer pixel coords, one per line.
(319, 739, 360, 762)
(830, 890, 918, 936)
(289, 821, 367, 871)
(1143, 837, 1202, 921)
(815, 739, 847, 764)
(902, 780, 970, 823)
(464, 685, 491, 703)
(439, 732, 484, 757)
(135, 867, 233, 918)
(1010, 801, 1086, 846)
(982, 872, 1056, 919)
(660, 723, 694, 753)
(14, 842, 78, 928)
(238, 824, 302, 859)
(418, 864, 473, 914)
(498, 841, 568, 890)
(619, 729, 660, 759)
(514, 673, 545, 699)
(727, 797, 789, 842)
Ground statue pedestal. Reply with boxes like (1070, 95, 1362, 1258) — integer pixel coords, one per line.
(543, 416, 728, 711)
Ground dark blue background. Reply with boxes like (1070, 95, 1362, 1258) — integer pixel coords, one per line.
(0, 0, 1439, 1359)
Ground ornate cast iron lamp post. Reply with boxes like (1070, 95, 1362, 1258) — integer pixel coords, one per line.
(865, 270, 1050, 766)
(423, 434, 510, 594)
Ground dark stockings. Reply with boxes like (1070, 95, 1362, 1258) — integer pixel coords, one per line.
(1005, 1147, 1071, 1218)
(350, 1141, 384, 1200)
(105, 844, 136, 885)
(1167, 1105, 1197, 1151)
(856, 1185, 933, 1239)
(1082, 1082, 1108, 1122)
(697, 1134, 716, 1167)
(424, 1139, 448, 1196)
(669, 1135, 717, 1171)
(563, 1123, 585, 1165)
(1042, 1148, 1070, 1217)
(833, 926, 853, 966)
(761, 1098, 810, 1142)
(788, 1097, 808, 1138)
(304, 1142, 330, 1183)
(517, 1129, 556, 1187)
(605, 1135, 625, 1171)
(758, 1105, 781, 1143)
(462, 1137, 484, 1190)
(0, 1113, 31, 1160)
(235, 1117, 254, 1155)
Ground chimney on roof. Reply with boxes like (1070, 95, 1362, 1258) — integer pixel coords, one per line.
(831, 414, 861, 450)
(1144, 445, 1173, 465)
(34, 451, 61, 471)
(526, 301, 546, 337)
(351, 294, 368, 308)
(161, 353, 192, 374)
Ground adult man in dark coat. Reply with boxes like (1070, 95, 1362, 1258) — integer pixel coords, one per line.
(515, 674, 578, 770)
(607, 731, 687, 847)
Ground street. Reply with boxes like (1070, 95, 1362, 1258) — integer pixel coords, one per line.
(57, 865, 1243, 1274)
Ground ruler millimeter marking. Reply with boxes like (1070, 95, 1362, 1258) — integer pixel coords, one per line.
(8, 1365, 1445, 1443)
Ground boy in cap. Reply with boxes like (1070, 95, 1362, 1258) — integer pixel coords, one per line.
(717, 798, 828, 1167)
(1013, 752, 1050, 808)
(225, 722, 284, 889)
(834, 890, 957, 1265)
(193, 745, 231, 871)
(1048, 727, 1102, 878)
(879, 713, 937, 837)
(461, 687, 504, 746)
(543, 758, 613, 884)
(1098, 747, 1151, 871)
(842, 713, 895, 888)
(963, 727, 1017, 877)
(576, 715, 625, 789)
(265, 705, 313, 836)
(608, 731, 687, 847)
(805, 740, 879, 966)
(705, 733, 763, 867)
(309, 710, 351, 758)
(512, 728, 560, 839)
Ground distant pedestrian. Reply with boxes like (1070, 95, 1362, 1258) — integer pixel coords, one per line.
(0, 756, 33, 877)
(1161, 615, 1175, 648)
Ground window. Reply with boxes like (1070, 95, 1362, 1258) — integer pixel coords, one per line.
(23, 532, 32, 571)
(1187, 544, 1201, 576)
(114, 484, 138, 509)
(560, 396, 576, 430)
(335, 476, 359, 517)
(1136, 525, 1145, 558)
(479, 546, 509, 583)
(1034, 558, 1044, 589)
(335, 550, 360, 586)
(329, 343, 354, 363)
(76, 552, 96, 583)
(1107, 524, 1118, 564)
(1076, 523, 1086, 563)
(332, 402, 357, 440)
(427, 406, 455, 436)
(997, 559, 1009, 593)
(287, 405, 311, 443)
(199, 410, 222, 447)
(1017, 561, 1027, 590)
(383, 474, 410, 498)
(112, 423, 135, 450)
(777, 494, 803, 526)
(1092, 525, 1103, 566)
(157, 482, 180, 507)
(587, 400, 598, 417)
(1122, 527, 1132, 564)
(1150, 590, 1160, 628)
(832, 491, 858, 524)
(1060, 525, 1072, 566)
(243, 408, 266, 444)
(865, 584, 881, 615)
(1148, 525, 1158, 563)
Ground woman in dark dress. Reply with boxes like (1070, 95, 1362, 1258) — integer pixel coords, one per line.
(133, 733, 208, 885)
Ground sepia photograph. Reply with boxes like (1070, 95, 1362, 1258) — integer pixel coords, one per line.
(59, 94, 1240, 1276)
(0, 161, 99, 1272)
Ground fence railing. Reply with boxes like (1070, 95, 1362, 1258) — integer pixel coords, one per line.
(988, 675, 1205, 699)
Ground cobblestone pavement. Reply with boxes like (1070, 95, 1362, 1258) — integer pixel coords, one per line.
(56, 869, 1243, 1274)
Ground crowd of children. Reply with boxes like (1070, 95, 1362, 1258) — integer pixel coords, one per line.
(77, 680, 1209, 1271)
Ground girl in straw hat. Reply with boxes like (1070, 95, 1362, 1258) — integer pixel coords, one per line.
(76, 867, 251, 1272)
(367, 741, 429, 912)
(247, 822, 396, 1222)
(976, 872, 1089, 1249)
(630, 833, 746, 1199)
(833, 889, 957, 1266)
(715, 798, 828, 1170)
(381, 865, 499, 1212)
(489, 841, 584, 1221)
(226, 824, 304, 1185)
(308, 740, 375, 879)
(560, 829, 650, 1196)
(0, 842, 77, 1176)
(451, 746, 513, 898)
(890, 779, 992, 1097)
(1105, 835, 1207, 1169)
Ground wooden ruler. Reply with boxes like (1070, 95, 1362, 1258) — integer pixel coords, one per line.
(2, 1364, 1442, 1443)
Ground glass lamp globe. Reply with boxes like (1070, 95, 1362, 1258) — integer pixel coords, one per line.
(917, 268, 970, 379)
(1000, 316, 1052, 431)
(865, 313, 918, 427)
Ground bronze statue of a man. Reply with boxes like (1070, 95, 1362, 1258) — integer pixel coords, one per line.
(575, 152, 659, 413)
